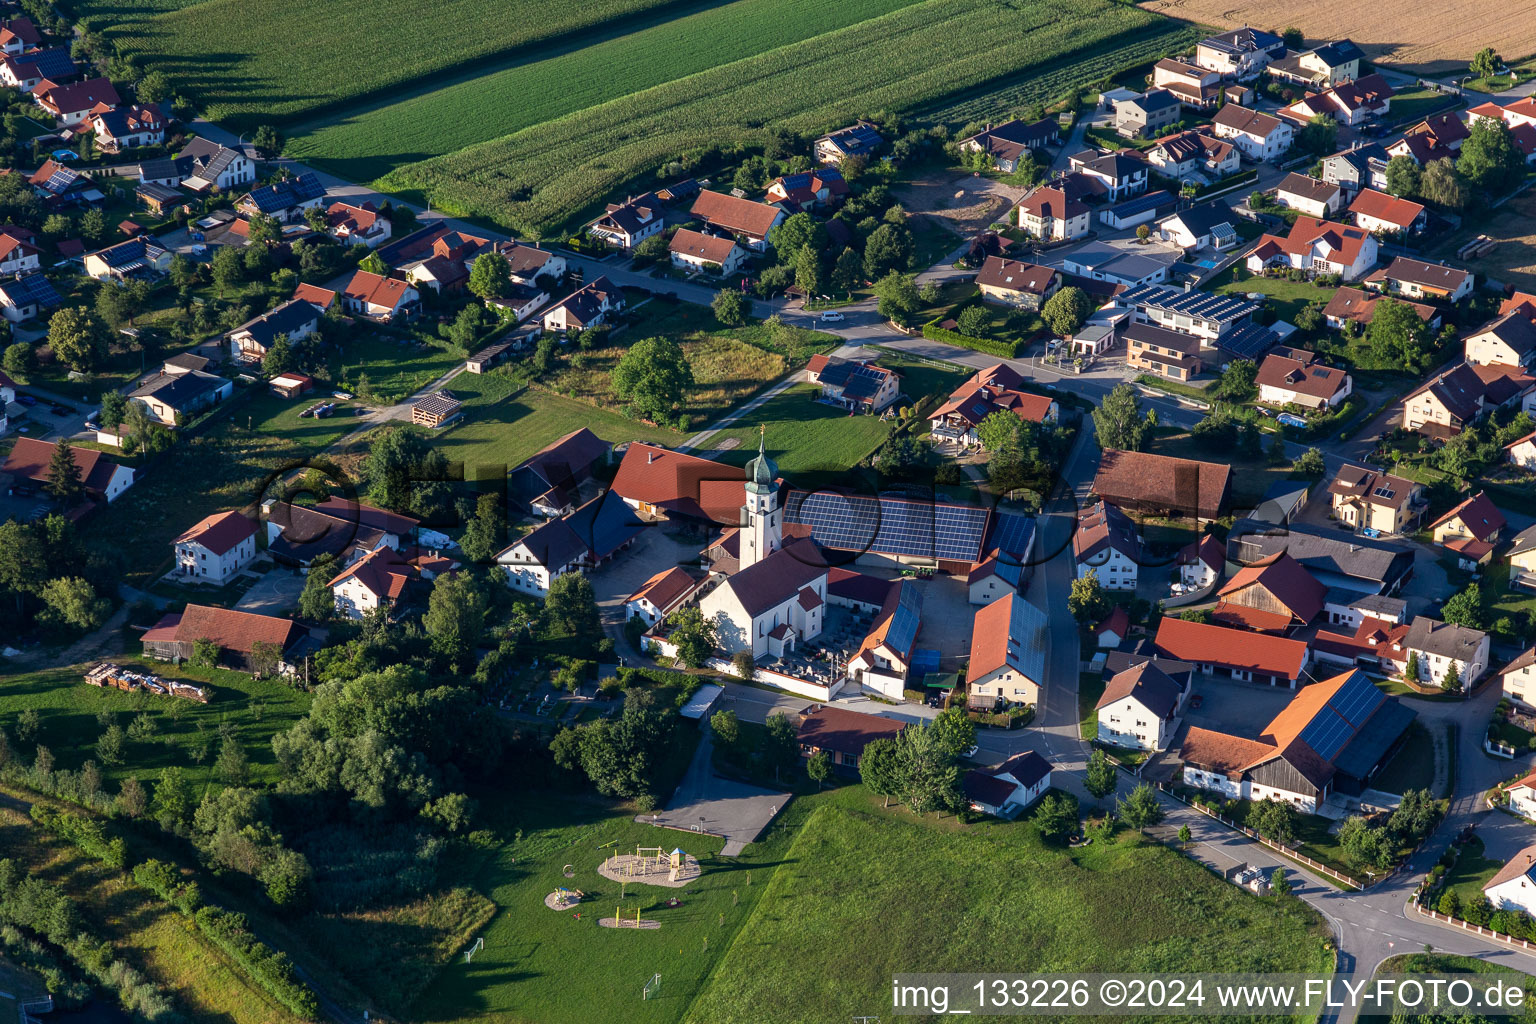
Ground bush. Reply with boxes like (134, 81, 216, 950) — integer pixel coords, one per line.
(921, 319, 1021, 358)
(194, 906, 320, 1018)
(29, 805, 127, 870)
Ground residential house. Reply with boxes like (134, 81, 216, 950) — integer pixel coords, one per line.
(1484, 846, 1536, 916)
(1096, 661, 1188, 751)
(813, 122, 882, 166)
(1068, 150, 1149, 202)
(1156, 202, 1242, 250)
(329, 546, 419, 619)
(965, 591, 1047, 709)
(1322, 143, 1391, 195)
(1015, 180, 1091, 241)
(1467, 99, 1536, 164)
(1115, 283, 1260, 344)
(963, 751, 1054, 818)
(90, 103, 163, 152)
(1349, 189, 1427, 237)
(1, 48, 76, 92)
(262, 497, 418, 567)
(1402, 363, 1488, 436)
(500, 242, 566, 288)
(1405, 615, 1489, 688)
(764, 168, 848, 210)
(177, 138, 256, 192)
(1098, 189, 1178, 231)
(29, 159, 102, 209)
(1144, 130, 1240, 179)
(235, 172, 326, 223)
(1094, 606, 1130, 648)
(172, 510, 256, 584)
(1280, 74, 1393, 127)
(1, 437, 134, 503)
(1073, 500, 1141, 591)
(1274, 173, 1343, 218)
(326, 202, 391, 248)
(795, 704, 903, 771)
(1465, 309, 1536, 368)
(1092, 447, 1231, 522)
(1510, 525, 1536, 591)
(1322, 286, 1439, 331)
(1244, 218, 1378, 281)
(1507, 429, 1536, 470)
(1501, 651, 1536, 709)
(1430, 491, 1506, 567)
(32, 76, 118, 125)
(1060, 244, 1175, 289)
(227, 298, 320, 364)
(1227, 520, 1414, 602)
(667, 228, 746, 276)
(959, 118, 1060, 173)
(1124, 320, 1205, 381)
(1255, 349, 1352, 408)
(968, 545, 1031, 607)
(1115, 89, 1182, 138)
(1387, 112, 1469, 165)
(1327, 464, 1425, 534)
(129, 369, 232, 426)
(0, 273, 60, 322)
(0, 17, 41, 56)
(1153, 615, 1310, 686)
(1212, 551, 1325, 632)
(339, 270, 418, 321)
(1180, 668, 1413, 810)
(689, 190, 785, 251)
(135, 181, 183, 216)
(1366, 256, 1474, 304)
(83, 237, 170, 282)
(929, 363, 1058, 448)
(496, 491, 644, 598)
(511, 427, 611, 517)
(1179, 533, 1227, 589)
(1195, 26, 1286, 79)
(542, 275, 623, 333)
(806, 354, 900, 413)
(1152, 58, 1224, 110)
(588, 192, 665, 249)
(845, 582, 924, 699)
(1267, 40, 1366, 88)
(0, 228, 38, 275)
(625, 567, 706, 627)
(975, 256, 1058, 309)
(1210, 104, 1293, 161)
(292, 282, 338, 313)
(141, 604, 310, 674)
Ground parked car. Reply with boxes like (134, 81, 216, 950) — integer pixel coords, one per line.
(819, 311, 845, 323)
(16, 394, 36, 406)
(961, 744, 979, 759)
(1190, 694, 1203, 709)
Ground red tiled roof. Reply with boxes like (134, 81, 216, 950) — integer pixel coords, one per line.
(1484, 844, 1536, 893)
(1430, 490, 1505, 543)
(611, 442, 749, 523)
(625, 567, 702, 611)
(1215, 550, 1324, 624)
(1322, 286, 1436, 326)
(1153, 616, 1308, 679)
(1254, 351, 1349, 400)
(1349, 188, 1424, 229)
(1180, 725, 1277, 774)
(174, 510, 255, 557)
(340, 269, 412, 310)
(1094, 606, 1129, 638)
(796, 704, 905, 758)
(689, 189, 782, 238)
(1091, 448, 1231, 520)
(154, 603, 301, 654)
(668, 228, 738, 265)
(327, 546, 415, 602)
(2, 436, 123, 493)
(1211, 602, 1295, 633)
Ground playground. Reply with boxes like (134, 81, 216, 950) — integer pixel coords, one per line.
(597, 846, 702, 889)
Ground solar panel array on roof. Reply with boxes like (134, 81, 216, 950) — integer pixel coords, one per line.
(0, 273, 60, 308)
(910, 648, 941, 675)
(1119, 284, 1260, 322)
(987, 511, 1035, 559)
(884, 584, 923, 656)
(43, 167, 78, 194)
(785, 490, 991, 562)
(1105, 189, 1173, 219)
(1330, 670, 1384, 727)
(1217, 321, 1278, 360)
(1297, 671, 1384, 761)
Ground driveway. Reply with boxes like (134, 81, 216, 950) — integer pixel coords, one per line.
(1180, 676, 1298, 740)
(586, 524, 709, 654)
(641, 720, 790, 856)
(234, 567, 305, 616)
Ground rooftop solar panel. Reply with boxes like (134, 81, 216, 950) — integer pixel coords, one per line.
(1299, 712, 1351, 761)
(785, 489, 991, 562)
(987, 511, 1036, 559)
(885, 585, 922, 655)
(1328, 671, 1383, 728)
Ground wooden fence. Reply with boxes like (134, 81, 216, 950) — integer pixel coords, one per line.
(1413, 901, 1536, 952)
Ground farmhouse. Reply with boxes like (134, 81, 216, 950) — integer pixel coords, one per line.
(1274, 173, 1343, 219)
(796, 705, 903, 771)
(929, 363, 1058, 449)
(542, 275, 623, 333)
(1327, 464, 1424, 535)
(689, 190, 785, 251)
(497, 491, 643, 598)
(1227, 520, 1414, 602)
(806, 354, 899, 413)
(339, 270, 419, 321)
(589, 193, 665, 249)
(1092, 447, 1231, 522)
(611, 442, 748, 524)
(1244, 218, 1378, 282)
(173, 510, 256, 584)
(1322, 287, 1439, 331)
(90, 102, 163, 151)
(667, 228, 746, 276)
(0, 273, 60, 323)
(813, 122, 882, 165)
(975, 256, 1058, 309)
(1096, 661, 1188, 752)
(1073, 500, 1140, 591)
(1212, 551, 1324, 632)
(965, 591, 1047, 710)
(227, 298, 320, 364)
(509, 428, 610, 518)
(236, 171, 326, 223)
(1153, 616, 1309, 686)
(1255, 349, 1352, 408)
(2, 437, 134, 504)
(141, 604, 311, 674)
(963, 751, 1054, 818)
(959, 118, 1060, 173)
(1348, 189, 1426, 237)
(1115, 89, 1182, 138)
(329, 546, 419, 620)
(1210, 105, 1293, 161)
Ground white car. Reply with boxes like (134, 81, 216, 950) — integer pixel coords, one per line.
(961, 744, 979, 759)
(819, 311, 845, 323)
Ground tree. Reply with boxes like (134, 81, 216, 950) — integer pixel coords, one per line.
(298, 553, 336, 621)
(1085, 748, 1118, 799)
(1390, 789, 1439, 840)
(191, 637, 220, 668)
(117, 777, 147, 818)
(806, 750, 832, 789)
(1271, 867, 1292, 899)
(532, 334, 558, 375)
(1458, 117, 1526, 195)
(1471, 46, 1501, 79)
(862, 222, 913, 279)
(1298, 113, 1338, 157)
(770, 212, 827, 262)
(710, 708, 740, 748)
(2, 341, 31, 376)
(1282, 26, 1304, 49)
(1338, 815, 1391, 869)
(78, 208, 105, 246)
(859, 737, 905, 807)
(975, 409, 1022, 454)
(1068, 569, 1110, 625)
(260, 847, 312, 909)
(1420, 157, 1469, 210)
(423, 572, 486, 666)
(1442, 661, 1462, 693)
(96, 723, 125, 765)
(153, 767, 193, 830)
(929, 707, 976, 759)
(1136, 224, 1151, 243)
(441, 303, 484, 354)
(1177, 823, 1192, 848)
(896, 723, 961, 815)
(545, 571, 600, 639)
(38, 576, 109, 634)
(793, 243, 824, 297)
(1092, 383, 1154, 452)
(216, 735, 250, 785)
(1293, 447, 1326, 476)
(830, 246, 863, 293)
(1041, 286, 1092, 337)
(96, 279, 144, 328)
(98, 390, 127, 433)
(1363, 296, 1433, 373)
(1440, 582, 1485, 630)
(665, 606, 718, 669)
(872, 271, 919, 323)
(1033, 792, 1078, 843)
(251, 124, 283, 158)
(1438, 889, 1462, 918)
(612, 335, 694, 423)
(44, 437, 83, 506)
(363, 426, 450, 515)
(1119, 782, 1163, 834)
(458, 493, 505, 563)
(467, 251, 511, 300)
(763, 712, 799, 782)
(1248, 797, 1297, 845)
(15, 708, 40, 743)
(47, 306, 109, 371)
(210, 243, 244, 296)
(261, 334, 293, 376)
(1404, 650, 1420, 683)
(711, 288, 749, 327)
(1213, 358, 1258, 402)
(1385, 154, 1422, 198)
(358, 250, 389, 276)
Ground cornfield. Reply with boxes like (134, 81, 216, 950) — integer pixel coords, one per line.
(379, 0, 1177, 235)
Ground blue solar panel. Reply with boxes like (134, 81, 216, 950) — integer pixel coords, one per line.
(786, 490, 991, 562)
(1328, 670, 1383, 728)
(1299, 712, 1352, 762)
(988, 511, 1035, 559)
(885, 584, 923, 655)
(1218, 322, 1279, 361)
(911, 648, 941, 675)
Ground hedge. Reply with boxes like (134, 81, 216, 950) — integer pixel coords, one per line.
(194, 907, 320, 1019)
(132, 859, 203, 917)
(922, 318, 1023, 358)
(29, 805, 127, 871)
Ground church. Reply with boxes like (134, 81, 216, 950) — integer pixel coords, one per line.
(697, 435, 830, 660)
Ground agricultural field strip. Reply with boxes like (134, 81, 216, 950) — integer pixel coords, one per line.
(378, 0, 1171, 234)
(285, 0, 924, 181)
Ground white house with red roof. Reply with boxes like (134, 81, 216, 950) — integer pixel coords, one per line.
(173, 510, 257, 584)
(1467, 98, 1536, 164)
(1153, 615, 1310, 687)
(1, 436, 134, 503)
(1483, 844, 1536, 915)
(1015, 181, 1090, 241)
(806, 354, 899, 413)
(32, 76, 118, 125)
(1096, 661, 1188, 751)
(625, 567, 706, 626)
(689, 190, 785, 251)
(929, 363, 1058, 449)
(0, 17, 41, 56)
(1210, 104, 1293, 161)
(1505, 770, 1536, 818)
(1244, 217, 1378, 281)
(1497, 648, 1536, 710)
(1255, 349, 1352, 409)
(329, 546, 418, 619)
(1430, 490, 1506, 567)
(1178, 533, 1226, 589)
(667, 228, 746, 276)
(1348, 189, 1427, 237)
(963, 750, 1054, 818)
(542, 276, 623, 333)
(339, 270, 418, 321)
(326, 202, 391, 248)
(0, 228, 40, 275)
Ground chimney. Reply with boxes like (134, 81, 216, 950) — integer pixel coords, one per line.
(648, 450, 657, 464)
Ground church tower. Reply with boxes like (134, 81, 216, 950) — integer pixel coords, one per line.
(739, 429, 781, 570)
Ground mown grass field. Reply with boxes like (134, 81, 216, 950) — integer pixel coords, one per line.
(702, 382, 894, 478)
(685, 794, 1333, 1023)
(373, 0, 1194, 235)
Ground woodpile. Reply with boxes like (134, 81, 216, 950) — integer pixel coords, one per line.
(1456, 235, 1498, 260)
(85, 663, 210, 703)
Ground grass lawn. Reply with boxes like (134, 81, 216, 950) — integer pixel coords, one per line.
(700, 382, 893, 479)
(1385, 87, 1461, 123)
(1142, 431, 1292, 509)
(1373, 721, 1440, 795)
(685, 791, 1333, 1023)
(1079, 670, 1105, 741)
(1442, 836, 1505, 908)
(0, 658, 313, 793)
(1210, 267, 1338, 324)
(880, 353, 970, 405)
(910, 217, 964, 269)
(427, 378, 685, 475)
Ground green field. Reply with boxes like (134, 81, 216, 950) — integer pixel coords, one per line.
(686, 796, 1332, 1023)
(701, 382, 895, 477)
